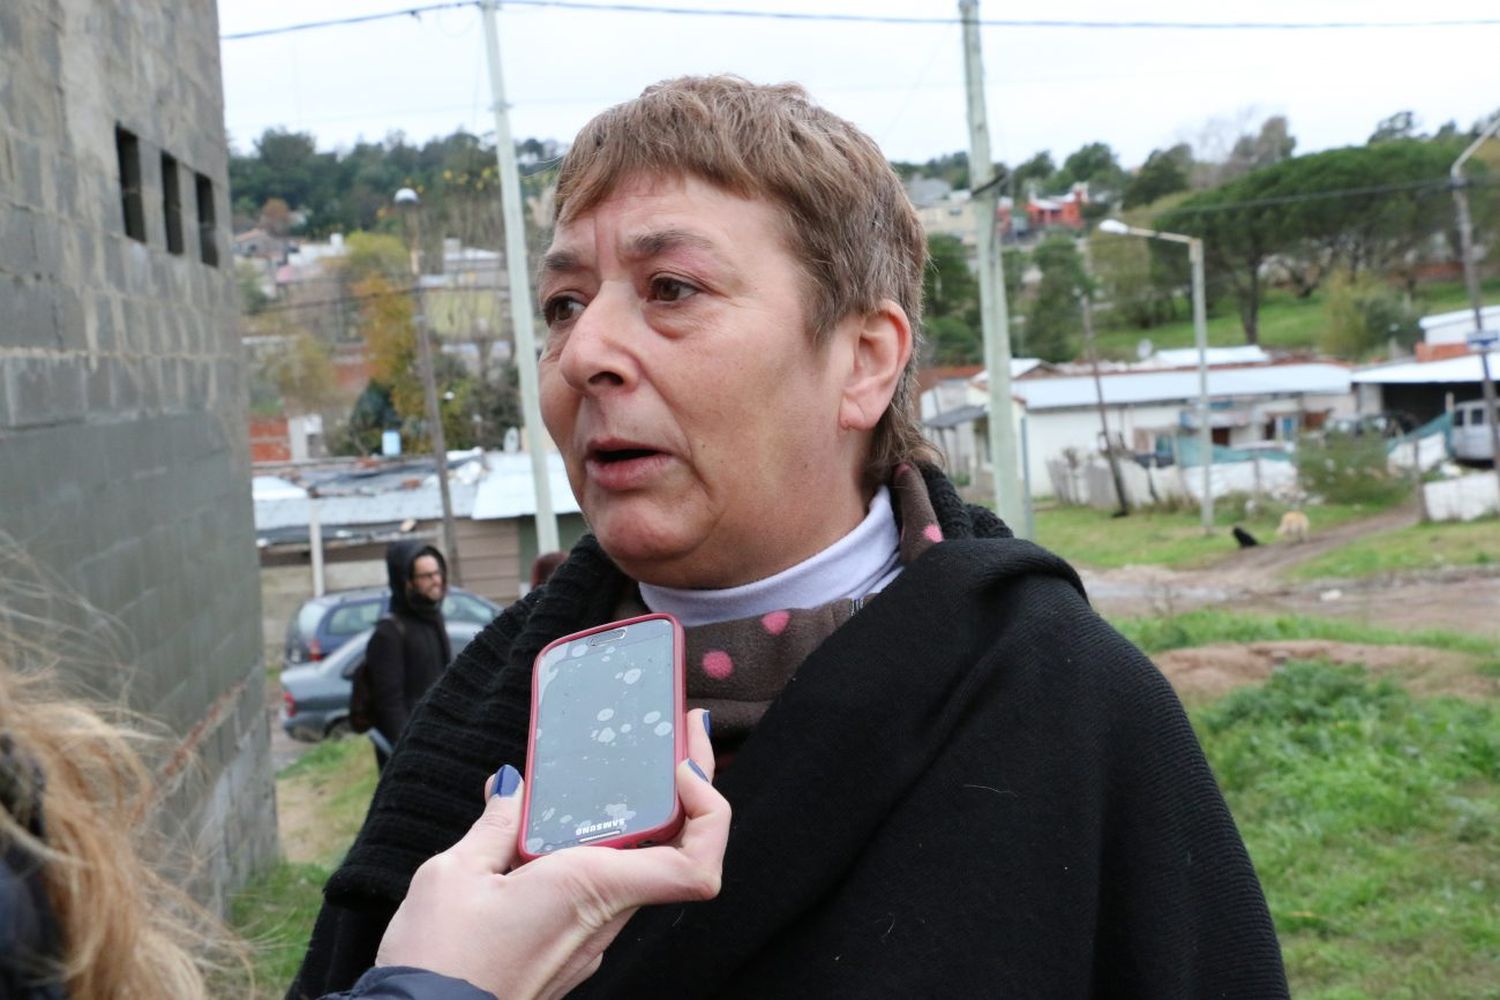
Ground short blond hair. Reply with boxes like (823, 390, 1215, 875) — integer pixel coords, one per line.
(553, 75, 936, 483)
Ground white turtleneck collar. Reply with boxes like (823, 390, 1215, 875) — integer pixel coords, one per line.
(639, 487, 903, 627)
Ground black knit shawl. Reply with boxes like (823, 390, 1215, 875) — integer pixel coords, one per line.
(291, 467, 1288, 999)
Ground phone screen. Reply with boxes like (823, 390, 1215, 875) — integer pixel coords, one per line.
(525, 617, 679, 856)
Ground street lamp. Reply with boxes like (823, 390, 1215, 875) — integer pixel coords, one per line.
(1450, 121, 1500, 489)
(1098, 218, 1214, 534)
(395, 187, 463, 583)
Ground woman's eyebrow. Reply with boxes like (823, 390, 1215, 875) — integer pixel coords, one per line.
(539, 247, 585, 279)
(625, 228, 727, 266)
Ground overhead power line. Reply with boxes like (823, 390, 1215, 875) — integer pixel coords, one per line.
(222, 2, 476, 40)
(222, 1, 1500, 41)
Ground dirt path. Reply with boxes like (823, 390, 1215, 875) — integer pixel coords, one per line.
(1077, 499, 1500, 638)
(1211, 502, 1421, 581)
(1153, 639, 1499, 706)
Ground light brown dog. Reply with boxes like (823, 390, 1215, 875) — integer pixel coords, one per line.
(1276, 510, 1310, 544)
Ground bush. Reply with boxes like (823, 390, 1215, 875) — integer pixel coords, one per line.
(1295, 432, 1410, 506)
(1319, 272, 1420, 359)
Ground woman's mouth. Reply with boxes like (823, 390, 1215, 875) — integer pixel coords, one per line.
(584, 445, 671, 490)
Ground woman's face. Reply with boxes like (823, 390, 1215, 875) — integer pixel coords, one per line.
(538, 175, 869, 589)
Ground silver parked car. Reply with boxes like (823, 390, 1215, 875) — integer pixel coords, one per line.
(279, 621, 484, 742)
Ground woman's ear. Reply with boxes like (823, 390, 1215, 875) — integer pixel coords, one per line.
(839, 299, 913, 432)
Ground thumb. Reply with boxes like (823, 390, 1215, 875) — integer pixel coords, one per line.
(448, 769, 524, 874)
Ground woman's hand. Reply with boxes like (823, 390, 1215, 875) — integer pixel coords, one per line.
(374, 709, 728, 1000)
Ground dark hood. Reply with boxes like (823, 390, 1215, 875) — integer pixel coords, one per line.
(386, 540, 447, 619)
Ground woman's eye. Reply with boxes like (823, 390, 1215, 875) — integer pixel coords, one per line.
(543, 296, 584, 326)
(649, 277, 697, 303)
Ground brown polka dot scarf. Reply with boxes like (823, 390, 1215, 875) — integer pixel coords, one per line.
(616, 463, 944, 753)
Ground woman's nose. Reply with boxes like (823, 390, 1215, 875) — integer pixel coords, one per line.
(556, 287, 637, 394)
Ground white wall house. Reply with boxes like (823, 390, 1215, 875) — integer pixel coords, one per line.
(1418, 305, 1500, 346)
(924, 363, 1356, 498)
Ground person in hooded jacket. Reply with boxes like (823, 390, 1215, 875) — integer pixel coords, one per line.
(367, 541, 453, 768)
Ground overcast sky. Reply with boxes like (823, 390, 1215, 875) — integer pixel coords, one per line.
(217, 0, 1499, 170)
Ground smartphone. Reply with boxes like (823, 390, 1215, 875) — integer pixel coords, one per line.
(519, 613, 686, 861)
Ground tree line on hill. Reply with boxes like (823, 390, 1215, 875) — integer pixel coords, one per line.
(916, 109, 1500, 364)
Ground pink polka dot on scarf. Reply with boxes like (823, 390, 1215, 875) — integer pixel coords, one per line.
(761, 610, 791, 636)
(923, 524, 944, 543)
(702, 650, 734, 680)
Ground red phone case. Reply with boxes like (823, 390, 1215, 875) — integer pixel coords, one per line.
(517, 612, 687, 863)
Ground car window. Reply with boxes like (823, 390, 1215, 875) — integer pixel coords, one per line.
(443, 593, 495, 625)
(295, 602, 325, 639)
(1474, 407, 1487, 426)
(327, 599, 383, 636)
(1454, 409, 1466, 427)
(328, 631, 371, 678)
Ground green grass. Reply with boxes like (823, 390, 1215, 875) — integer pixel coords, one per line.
(227, 622, 1500, 998)
(1290, 517, 1500, 581)
(1092, 278, 1500, 358)
(227, 736, 379, 996)
(278, 730, 370, 781)
(1035, 500, 1379, 570)
(224, 860, 335, 998)
(1194, 661, 1500, 998)
(1114, 609, 1500, 658)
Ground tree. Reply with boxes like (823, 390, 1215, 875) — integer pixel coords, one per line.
(264, 333, 338, 414)
(355, 273, 425, 443)
(1052, 142, 1127, 197)
(342, 231, 410, 284)
(1318, 272, 1420, 359)
(921, 234, 982, 364)
(259, 196, 293, 237)
(1088, 231, 1178, 331)
(227, 127, 563, 237)
(1155, 138, 1460, 342)
(1123, 145, 1192, 209)
(1224, 116, 1296, 180)
(1011, 151, 1056, 194)
(329, 381, 400, 456)
(1369, 111, 1419, 144)
(891, 151, 973, 190)
(235, 260, 270, 315)
(443, 362, 522, 451)
(1025, 236, 1086, 362)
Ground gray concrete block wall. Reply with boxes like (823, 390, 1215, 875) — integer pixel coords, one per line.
(0, 0, 277, 908)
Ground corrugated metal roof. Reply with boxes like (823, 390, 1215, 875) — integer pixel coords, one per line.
(253, 452, 582, 532)
(1148, 345, 1268, 368)
(255, 481, 481, 531)
(1012, 363, 1351, 411)
(1418, 304, 1500, 335)
(1351, 354, 1493, 385)
(925, 403, 987, 430)
(471, 452, 581, 520)
(251, 475, 307, 501)
(970, 358, 1047, 384)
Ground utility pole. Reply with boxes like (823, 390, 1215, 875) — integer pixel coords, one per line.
(1080, 239, 1129, 516)
(396, 188, 464, 584)
(958, 0, 1027, 535)
(1189, 238, 1213, 535)
(1451, 118, 1500, 490)
(481, 0, 560, 553)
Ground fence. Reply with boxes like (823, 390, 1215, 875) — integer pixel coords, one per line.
(1049, 412, 1456, 511)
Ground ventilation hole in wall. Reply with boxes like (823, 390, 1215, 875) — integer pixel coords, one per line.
(195, 171, 219, 267)
(115, 126, 146, 242)
(161, 152, 184, 255)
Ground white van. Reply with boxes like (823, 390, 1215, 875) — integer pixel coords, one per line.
(1451, 398, 1500, 462)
